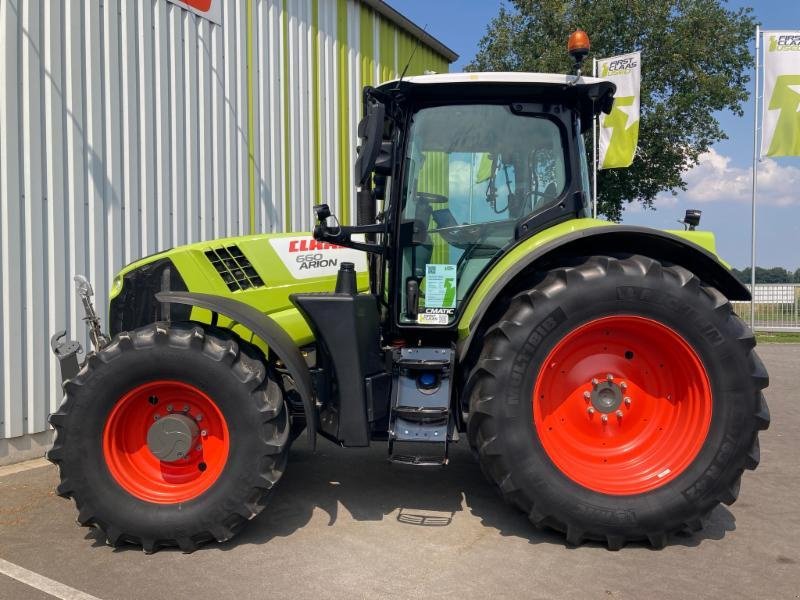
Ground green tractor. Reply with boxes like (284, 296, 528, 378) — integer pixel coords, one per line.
(48, 46, 768, 552)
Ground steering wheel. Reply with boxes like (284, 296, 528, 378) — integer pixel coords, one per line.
(415, 191, 449, 205)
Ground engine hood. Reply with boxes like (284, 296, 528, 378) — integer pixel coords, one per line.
(108, 232, 369, 345)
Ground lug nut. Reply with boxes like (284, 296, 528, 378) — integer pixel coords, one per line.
(587, 407, 595, 415)
(166, 404, 173, 412)
(200, 430, 208, 437)
(620, 382, 628, 391)
(153, 414, 160, 421)
(195, 414, 203, 422)
(607, 373, 614, 382)
(182, 405, 190, 413)
(616, 410, 624, 418)
(624, 397, 632, 407)
(583, 391, 591, 401)
(195, 445, 202, 452)
(592, 378, 599, 386)
(601, 414, 608, 424)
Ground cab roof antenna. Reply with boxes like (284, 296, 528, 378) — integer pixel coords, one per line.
(396, 24, 428, 87)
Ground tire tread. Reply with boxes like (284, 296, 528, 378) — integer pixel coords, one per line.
(47, 322, 288, 553)
(466, 254, 769, 549)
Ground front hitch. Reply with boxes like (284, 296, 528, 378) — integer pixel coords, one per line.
(51, 275, 110, 387)
(74, 275, 110, 350)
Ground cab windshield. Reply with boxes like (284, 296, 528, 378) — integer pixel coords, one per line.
(399, 103, 569, 325)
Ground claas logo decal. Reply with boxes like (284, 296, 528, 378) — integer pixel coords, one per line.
(288, 238, 347, 271)
(770, 35, 800, 51)
(287, 239, 348, 253)
(601, 57, 638, 77)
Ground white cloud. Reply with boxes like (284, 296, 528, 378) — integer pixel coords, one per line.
(662, 148, 800, 206)
(448, 158, 474, 201)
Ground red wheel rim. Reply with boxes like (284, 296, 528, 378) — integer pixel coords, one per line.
(533, 316, 712, 495)
(103, 380, 229, 504)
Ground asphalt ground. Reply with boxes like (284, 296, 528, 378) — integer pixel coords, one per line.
(0, 344, 798, 600)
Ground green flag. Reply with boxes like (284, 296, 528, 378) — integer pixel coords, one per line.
(475, 153, 495, 183)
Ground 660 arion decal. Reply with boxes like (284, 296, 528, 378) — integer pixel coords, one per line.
(269, 236, 367, 280)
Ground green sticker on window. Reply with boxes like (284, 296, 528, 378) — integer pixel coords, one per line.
(425, 264, 457, 309)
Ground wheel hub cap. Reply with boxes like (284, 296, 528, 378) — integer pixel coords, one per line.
(590, 378, 623, 413)
(146, 413, 200, 462)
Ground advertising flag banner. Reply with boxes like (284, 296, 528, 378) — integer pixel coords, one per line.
(762, 32, 800, 157)
(598, 51, 641, 169)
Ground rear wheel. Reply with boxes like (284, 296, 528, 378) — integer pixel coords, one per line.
(466, 255, 769, 548)
(47, 322, 290, 553)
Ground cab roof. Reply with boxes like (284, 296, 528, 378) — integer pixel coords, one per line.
(375, 71, 616, 123)
(378, 71, 610, 87)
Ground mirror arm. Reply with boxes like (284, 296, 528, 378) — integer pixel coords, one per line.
(313, 222, 388, 255)
(312, 205, 387, 255)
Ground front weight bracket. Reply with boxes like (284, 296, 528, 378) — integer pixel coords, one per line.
(50, 330, 83, 386)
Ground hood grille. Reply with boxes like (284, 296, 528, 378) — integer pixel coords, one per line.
(205, 245, 264, 291)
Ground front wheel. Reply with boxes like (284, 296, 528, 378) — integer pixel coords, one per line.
(466, 255, 769, 549)
(47, 322, 290, 553)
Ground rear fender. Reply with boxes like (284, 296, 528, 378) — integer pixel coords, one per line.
(458, 225, 749, 364)
(157, 291, 317, 450)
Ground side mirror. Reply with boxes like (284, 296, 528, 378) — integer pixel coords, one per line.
(374, 140, 394, 176)
(354, 99, 386, 187)
(373, 173, 388, 200)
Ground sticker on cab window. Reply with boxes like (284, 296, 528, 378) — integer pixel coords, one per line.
(424, 264, 457, 309)
(417, 308, 454, 325)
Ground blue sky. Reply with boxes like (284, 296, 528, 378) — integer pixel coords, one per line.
(390, 1, 800, 269)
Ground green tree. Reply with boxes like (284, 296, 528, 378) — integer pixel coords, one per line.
(735, 266, 794, 284)
(730, 267, 748, 284)
(468, 0, 756, 220)
(758, 267, 791, 284)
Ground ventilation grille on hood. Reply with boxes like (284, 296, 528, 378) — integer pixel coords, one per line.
(205, 245, 264, 291)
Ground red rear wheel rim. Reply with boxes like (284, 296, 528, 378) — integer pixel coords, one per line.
(533, 315, 712, 495)
(103, 380, 229, 504)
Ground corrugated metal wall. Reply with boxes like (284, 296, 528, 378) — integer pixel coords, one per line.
(0, 0, 450, 444)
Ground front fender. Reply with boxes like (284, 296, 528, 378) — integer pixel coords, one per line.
(457, 223, 749, 362)
(157, 291, 317, 450)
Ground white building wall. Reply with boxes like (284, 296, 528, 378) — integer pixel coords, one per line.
(0, 0, 451, 460)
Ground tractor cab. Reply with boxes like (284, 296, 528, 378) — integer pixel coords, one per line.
(312, 73, 615, 334)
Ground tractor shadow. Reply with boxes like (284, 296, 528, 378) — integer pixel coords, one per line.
(219, 437, 736, 552)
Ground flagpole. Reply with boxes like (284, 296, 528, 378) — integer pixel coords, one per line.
(750, 26, 760, 329)
(592, 57, 598, 218)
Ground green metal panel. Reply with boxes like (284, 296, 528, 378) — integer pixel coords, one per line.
(378, 17, 395, 82)
(336, 0, 350, 223)
(311, 0, 322, 207)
